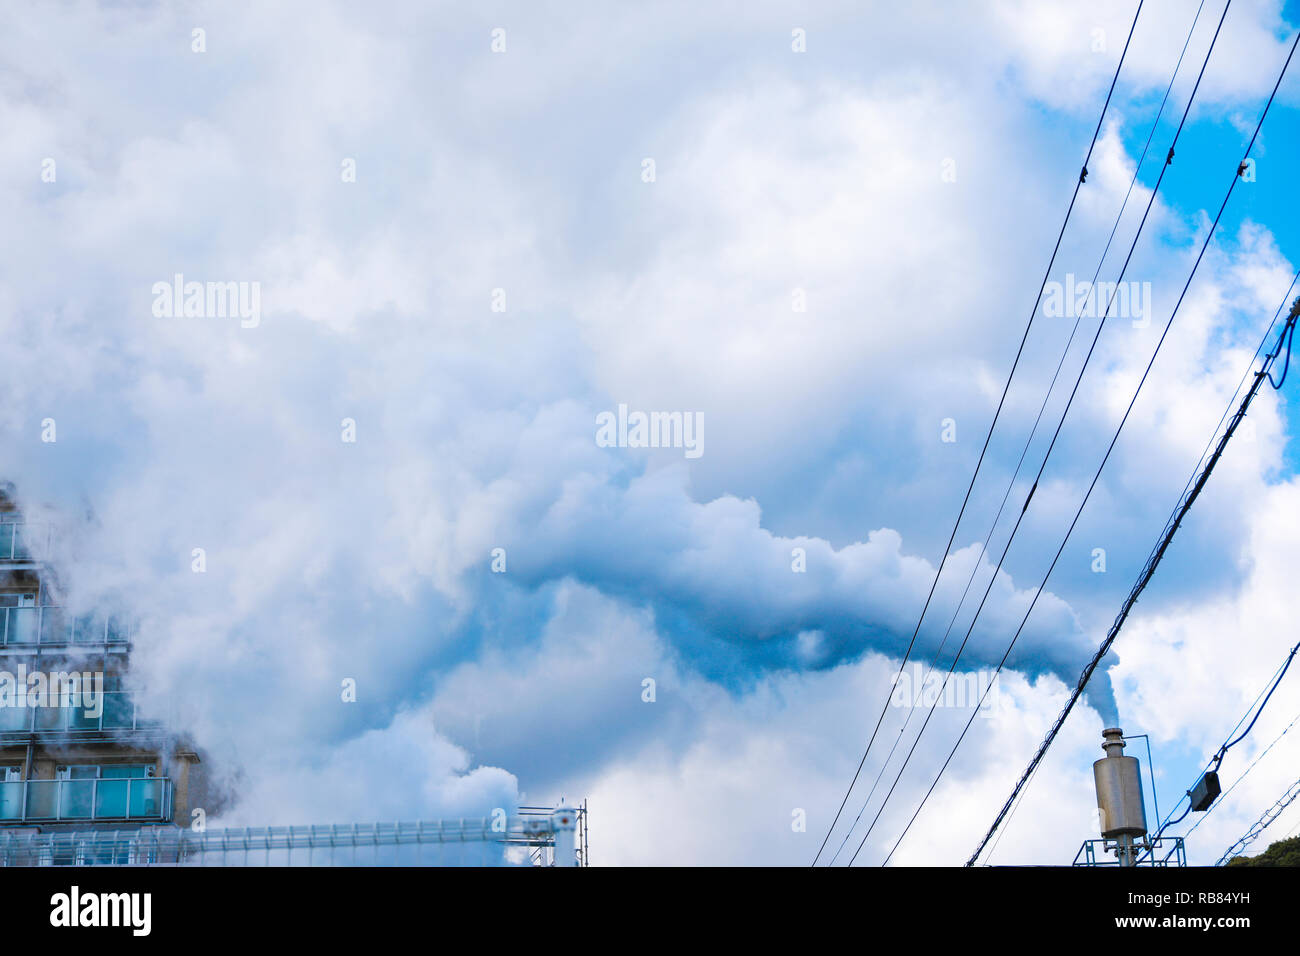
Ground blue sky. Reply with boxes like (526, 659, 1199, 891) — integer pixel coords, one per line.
(2, 0, 1300, 865)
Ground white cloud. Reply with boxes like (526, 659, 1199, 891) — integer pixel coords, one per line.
(0, 0, 1296, 865)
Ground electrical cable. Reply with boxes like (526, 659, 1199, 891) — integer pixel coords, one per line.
(1216, 773, 1300, 864)
(971, 272, 1300, 865)
(810, 0, 1148, 866)
(847, 0, 1238, 866)
(1140, 632, 1300, 856)
(1267, 319, 1296, 389)
(826, 0, 1207, 867)
(881, 14, 1300, 866)
(1185, 706, 1300, 838)
(1215, 640, 1300, 767)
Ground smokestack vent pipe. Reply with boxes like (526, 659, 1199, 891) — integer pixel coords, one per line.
(1093, 727, 1148, 842)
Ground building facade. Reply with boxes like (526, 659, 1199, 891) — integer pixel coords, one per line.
(0, 483, 199, 847)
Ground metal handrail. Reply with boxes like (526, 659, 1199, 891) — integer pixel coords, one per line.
(0, 777, 171, 824)
(0, 606, 133, 647)
(0, 816, 563, 866)
(1073, 835, 1185, 867)
(0, 692, 157, 735)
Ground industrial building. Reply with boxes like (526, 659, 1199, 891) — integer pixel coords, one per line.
(0, 482, 585, 866)
(0, 482, 202, 851)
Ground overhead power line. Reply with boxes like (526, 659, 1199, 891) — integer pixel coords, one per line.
(969, 286, 1300, 865)
(980, 265, 1300, 865)
(882, 13, 1300, 866)
(848, 0, 1236, 867)
(825, 0, 1207, 868)
(1186, 706, 1300, 838)
(809, 0, 1147, 867)
(1209, 642, 1300, 772)
(1217, 774, 1300, 865)
(1138, 630, 1300, 858)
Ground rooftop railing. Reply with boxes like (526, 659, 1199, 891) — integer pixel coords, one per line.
(0, 607, 132, 648)
(0, 777, 171, 825)
(0, 813, 581, 866)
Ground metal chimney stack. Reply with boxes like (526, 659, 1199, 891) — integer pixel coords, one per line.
(1093, 727, 1147, 866)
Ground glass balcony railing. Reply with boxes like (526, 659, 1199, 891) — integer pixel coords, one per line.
(0, 607, 133, 647)
(0, 777, 171, 823)
(0, 522, 49, 562)
(0, 692, 156, 735)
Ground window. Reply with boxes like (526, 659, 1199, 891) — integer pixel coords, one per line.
(0, 766, 23, 821)
(0, 593, 39, 645)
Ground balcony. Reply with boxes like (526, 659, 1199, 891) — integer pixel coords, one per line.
(0, 523, 49, 564)
(0, 607, 132, 649)
(0, 692, 159, 739)
(0, 777, 171, 824)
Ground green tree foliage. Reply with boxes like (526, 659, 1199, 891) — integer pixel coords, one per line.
(1227, 834, 1300, 866)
